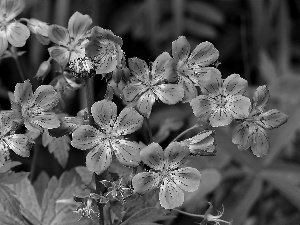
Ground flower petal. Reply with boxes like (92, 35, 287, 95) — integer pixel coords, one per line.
(32, 85, 59, 111)
(48, 46, 70, 67)
(136, 90, 155, 118)
(190, 95, 213, 118)
(14, 80, 33, 105)
(188, 41, 219, 67)
(113, 107, 143, 136)
(1, 0, 25, 21)
(128, 57, 149, 82)
(258, 109, 288, 129)
(164, 142, 189, 170)
(68, 11, 92, 43)
(151, 52, 173, 83)
(179, 76, 198, 103)
(86, 141, 112, 174)
(223, 73, 248, 96)
(140, 142, 164, 170)
(159, 177, 184, 209)
(27, 112, 60, 130)
(6, 22, 30, 47)
(226, 95, 251, 119)
(232, 123, 252, 151)
(210, 107, 233, 127)
(0, 30, 8, 56)
(172, 36, 190, 62)
(180, 130, 215, 155)
(132, 172, 160, 194)
(198, 68, 222, 96)
(153, 84, 184, 104)
(111, 139, 141, 166)
(170, 167, 201, 192)
(48, 25, 70, 46)
(252, 85, 269, 112)
(4, 134, 33, 157)
(71, 125, 102, 150)
(91, 100, 117, 131)
(123, 83, 147, 102)
(251, 125, 269, 157)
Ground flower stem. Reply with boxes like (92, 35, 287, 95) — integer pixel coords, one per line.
(172, 124, 198, 142)
(84, 78, 94, 126)
(11, 47, 26, 81)
(29, 139, 39, 182)
(172, 208, 205, 219)
(144, 117, 152, 144)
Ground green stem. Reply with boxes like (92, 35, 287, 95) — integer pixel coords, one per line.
(144, 117, 152, 144)
(172, 124, 198, 142)
(29, 139, 39, 182)
(11, 47, 26, 81)
(172, 208, 205, 219)
(84, 79, 94, 126)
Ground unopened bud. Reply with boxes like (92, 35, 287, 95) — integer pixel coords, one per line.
(35, 61, 51, 81)
(112, 67, 123, 83)
(27, 19, 49, 36)
(123, 67, 131, 82)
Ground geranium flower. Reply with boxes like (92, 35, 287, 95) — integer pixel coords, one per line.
(0, 113, 33, 165)
(132, 142, 201, 209)
(11, 80, 60, 132)
(123, 52, 184, 118)
(85, 26, 123, 75)
(171, 36, 219, 102)
(232, 85, 288, 157)
(0, 0, 30, 56)
(190, 68, 251, 127)
(48, 11, 92, 67)
(71, 99, 144, 175)
(179, 130, 216, 156)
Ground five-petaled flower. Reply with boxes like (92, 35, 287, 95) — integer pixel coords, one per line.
(48, 11, 92, 67)
(190, 68, 251, 127)
(0, 0, 30, 56)
(71, 99, 144, 175)
(171, 36, 219, 102)
(0, 113, 33, 165)
(132, 142, 201, 209)
(232, 85, 288, 157)
(11, 80, 60, 132)
(123, 52, 184, 118)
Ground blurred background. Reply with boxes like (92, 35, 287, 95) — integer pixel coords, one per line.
(1, 0, 300, 224)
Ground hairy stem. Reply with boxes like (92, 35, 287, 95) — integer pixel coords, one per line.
(29, 139, 39, 182)
(11, 47, 26, 81)
(172, 124, 198, 142)
(172, 208, 205, 219)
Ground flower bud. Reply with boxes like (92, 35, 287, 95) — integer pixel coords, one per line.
(27, 18, 49, 36)
(123, 67, 131, 81)
(112, 66, 123, 84)
(35, 61, 51, 81)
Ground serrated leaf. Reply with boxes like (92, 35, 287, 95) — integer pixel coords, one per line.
(75, 166, 93, 185)
(0, 171, 29, 184)
(41, 170, 91, 225)
(0, 184, 23, 221)
(8, 177, 42, 221)
(0, 161, 21, 173)
(34, 171, 50, 206)
(121, 207, 170, 225)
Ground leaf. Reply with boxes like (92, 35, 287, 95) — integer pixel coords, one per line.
(33, 171, 50, 206)
(261, 170, 300, 211)
(121, 207, 170, 225)
(75, 166, 93, 185)
(185, 18, 217, 39)
(41, 170, 91, 225)
(0, 171, 29, 184)
(0, 161, 21, 173)
(8, 177, 42, 223)
(0, 211, 25, 225)
(0, 184, 23, 221)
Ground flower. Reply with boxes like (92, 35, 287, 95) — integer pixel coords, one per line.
(132, 142, 201, 209)
(100, 179, 132, 204)
(27, 18, 50, 45)
(0, 0, 30, 56)
(71, 99, 144, 175)
(85, 26, 123, 75)
(0, 113, 33, 165)
(11, 80, 60, 132)
(190, 68, 251, 127)
(232, 85, 288, 157)
(171, 36, 219, 102)
(179, 130, 216, 156)
(123, 52, 184, 118)
(48, 11, 92, 67)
